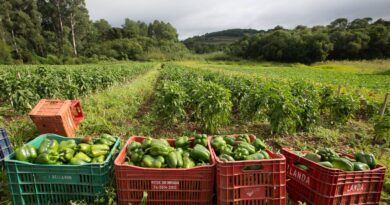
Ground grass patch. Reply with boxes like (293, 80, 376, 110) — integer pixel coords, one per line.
(78, 67, 160, 138)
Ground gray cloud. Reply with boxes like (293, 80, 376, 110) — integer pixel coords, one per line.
(85, 0, 390, 39)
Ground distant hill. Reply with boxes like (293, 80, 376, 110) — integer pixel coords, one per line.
(183, 29, 258, 54)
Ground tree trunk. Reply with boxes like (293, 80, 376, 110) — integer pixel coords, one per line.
(55, 0, 65, 55)
(56, 0, 64, 33)
(70, 12, 77, 56)
(10, 29, 22, 61)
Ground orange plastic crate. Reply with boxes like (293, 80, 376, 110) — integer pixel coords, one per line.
(29, 99, 84, 137)
(114, 136, 216, 205)
(211, 134, 287, 205)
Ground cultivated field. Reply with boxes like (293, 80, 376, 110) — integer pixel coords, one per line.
(0, 60, 389, 204)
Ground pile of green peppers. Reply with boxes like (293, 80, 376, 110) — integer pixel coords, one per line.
(14, 134, 117, 165)
(125, 136, 211, 168)
(211, 134, 270, 162)
(298, 148, 377, 172)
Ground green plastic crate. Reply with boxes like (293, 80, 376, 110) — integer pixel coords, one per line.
(4, 133, 120, 205)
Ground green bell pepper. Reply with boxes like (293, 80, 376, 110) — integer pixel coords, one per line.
(89, 144, 110, 158)
(130, 148, 144, 164)
(38, 138, 59, 154)
(236, 134, 250, 143)
(166, 150, 184, 168)
(74, 152, 92, 163)
(245, 152, 265, 160)
(59, 140, 77, 151)
(167, 151, 178, 168)
(260, 150, 270, 159)
(15, 144, 38, 162)
(142, 137, 153, 149)
(59, 148, 75, 162)
(252, 138, 267, 151)
(211, 136, 227, 153)
(194, 134, 208, 147)
(92, 155, 106, 163)
(317, 148, 339, 162)
(176, 136, 190, 149)
(100, 134, 117, 146)
(96, 138, 112, 146)
(237, 142, 256, 154)
(219, 153, 235, 162)
(35, 150, 59, 164)
(182, 155, 195, 168)
(141, 155, 164, 168)
(148, 140, 174, 156)
(128, 141, 142, 152)
(154, 139, 170, 147)
(355, 152, 376, 169)
(190, 144, 210, 162)
(353, 162, 370, 171)
(79, 143, 91, 153)
(176, 151, 183, 168)
(220, 144, 233, 156)
(224, 136, 235, 146)
(125, 161, 135, 165)
(196, 161, 208, 166)
(70, 157, 88, 165)
(234, 147, 250, 160)
(332, 158, 354, 171)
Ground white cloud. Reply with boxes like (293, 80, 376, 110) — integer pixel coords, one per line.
(85, 0, 390, 39)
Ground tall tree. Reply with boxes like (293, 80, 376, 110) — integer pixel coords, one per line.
(0, 0, 44, 62)
(66, 0, 90, 56)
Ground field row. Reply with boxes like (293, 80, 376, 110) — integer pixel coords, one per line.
(179, 61, 390, 99)
(154, 63, 389, 139)
(0, 62, 156, 113)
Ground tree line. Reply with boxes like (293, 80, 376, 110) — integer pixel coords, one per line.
(229, 18, 390, 64)
(0, 0, 187, 64)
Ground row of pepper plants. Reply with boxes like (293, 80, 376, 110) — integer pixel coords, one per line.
(0, 63, 155, 113)
(154, 64, 389, 139)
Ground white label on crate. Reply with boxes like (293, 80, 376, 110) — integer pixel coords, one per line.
(287, 165, 310, 186)
(344, 183, 367, 194)
(151, 181, 179, 190)
(37, 174, 76, 183)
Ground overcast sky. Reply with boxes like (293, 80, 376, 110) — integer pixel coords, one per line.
(86, 0, 390, 40)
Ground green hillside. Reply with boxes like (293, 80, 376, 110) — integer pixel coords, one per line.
(183, 29, 258, 53)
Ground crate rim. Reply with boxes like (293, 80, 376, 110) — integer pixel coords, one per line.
(282, 147, 386, 173)
(4, 133, 119, 167)
(114, 136, 216, 170)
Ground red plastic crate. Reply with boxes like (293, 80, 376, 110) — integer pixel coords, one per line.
(211, 134, 286, 205)
(114, 136, 216, 205)
(282, 148, 386, 205)
(29, 99, 84, 137)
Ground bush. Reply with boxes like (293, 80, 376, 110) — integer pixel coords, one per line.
(154, 80, 188, 125)
(329, 94, 360, 124)
(267, 88, 303, 134)
(239, 83, 271, 121)
(190, 81, 232, 133)
(374, 116, 390, 143)
(291, 81, 321, 131)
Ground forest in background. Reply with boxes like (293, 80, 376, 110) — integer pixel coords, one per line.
(0, 0, 187, 64)
(0, 0, 389, 64)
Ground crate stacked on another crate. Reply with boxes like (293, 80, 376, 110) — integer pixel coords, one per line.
(0, 128, 13, 168)
(29, 99, 84, 137)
